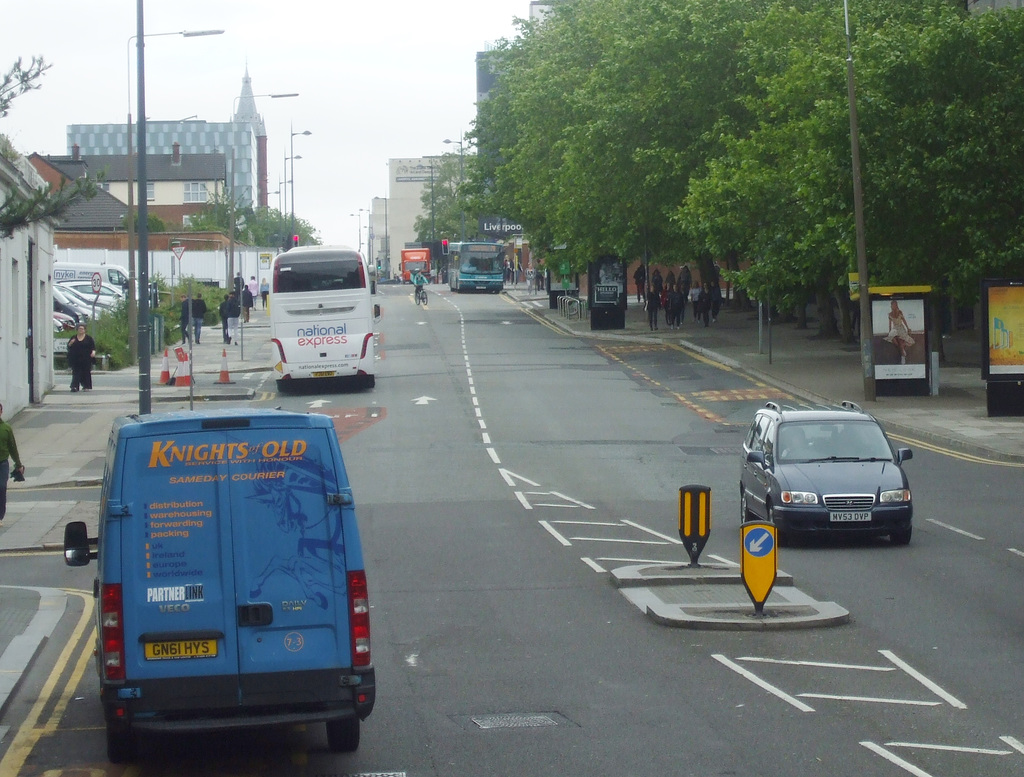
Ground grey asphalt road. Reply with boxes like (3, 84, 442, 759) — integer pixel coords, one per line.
(5, 283, 1023, 776)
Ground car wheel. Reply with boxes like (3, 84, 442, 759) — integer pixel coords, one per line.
(326, 717, 360, 752)
(890, 525, 912, 546)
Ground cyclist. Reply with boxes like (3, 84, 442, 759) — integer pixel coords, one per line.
(412, 269, 428, 305)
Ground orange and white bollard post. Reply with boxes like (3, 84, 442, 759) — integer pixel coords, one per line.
(215, 349, 234, 384)
(173, 347, 193, 387)
(158, 348, 171, 385)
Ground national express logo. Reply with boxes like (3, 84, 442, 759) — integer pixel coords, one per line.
(296, 324, 347, 347)
(148, 439, 308, 468)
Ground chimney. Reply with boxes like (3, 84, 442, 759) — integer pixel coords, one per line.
(172, 142, 181, 165)
(72, 143, 80, 161)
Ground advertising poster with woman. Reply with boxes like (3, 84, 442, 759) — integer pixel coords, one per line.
(872, 297, 926, 380)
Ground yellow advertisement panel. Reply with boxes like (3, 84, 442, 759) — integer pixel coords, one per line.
(987, 284, 1024, 375)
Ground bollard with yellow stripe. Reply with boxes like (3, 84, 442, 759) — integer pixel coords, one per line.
(678, 485, 711, 567)
(740, 521, 778, 616)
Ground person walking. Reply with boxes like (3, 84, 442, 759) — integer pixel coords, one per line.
(191, 292, 207, 345)
(679, 264, 692, 320)
(242, 285, 254, 323)
(246, 276, 260, 318)
(179, 294, 191, 343)
(646, 284, 661, 331)
(696, 283, 712, 327)
(226, 291, 242, 345)
(667, 284, 684, 330)
(66, 323, 96, 392)
(260, 277, 270, 309)
(219, 294, 231, 344)
(633, 263, 646, 303)
(709, 260, 723, 323)
(0, 401, 26, 524)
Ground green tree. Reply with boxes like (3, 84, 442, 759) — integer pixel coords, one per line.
(186, 190, 320, 247)
(413, 153, 466, 242)
(1, 57, 97, 238)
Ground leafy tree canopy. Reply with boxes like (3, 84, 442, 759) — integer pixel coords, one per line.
(472, 0, 1021, 308)
(1, 56, 98, 238)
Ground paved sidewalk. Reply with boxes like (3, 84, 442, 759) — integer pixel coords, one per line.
(507, 286, 1024, 464)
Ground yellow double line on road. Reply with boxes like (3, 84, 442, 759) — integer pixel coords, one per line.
(0, 589, 107, 777)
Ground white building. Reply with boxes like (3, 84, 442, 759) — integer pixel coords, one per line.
(0, 155, 56, 414)
(382, 157, 440, 279)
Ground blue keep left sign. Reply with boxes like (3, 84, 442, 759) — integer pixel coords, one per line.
(744, 526, 775, 557)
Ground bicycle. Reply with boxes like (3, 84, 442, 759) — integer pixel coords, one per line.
(415, 285, 427, 306)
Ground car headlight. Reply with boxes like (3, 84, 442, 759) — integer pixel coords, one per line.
(880, 488, 911, 503)
(781, 491, 818, 505)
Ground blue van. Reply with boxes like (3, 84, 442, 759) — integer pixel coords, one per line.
(64, 409, 375, 763)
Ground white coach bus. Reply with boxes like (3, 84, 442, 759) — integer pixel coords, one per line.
(270, 246, 380, 391)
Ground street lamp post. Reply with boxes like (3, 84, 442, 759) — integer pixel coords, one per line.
(443, 137, 466, 242)
(843, 0, 874, 402)
(125, 25, 223, 368)
(134, 4, 225, 414)
(289, 125, 311, 247)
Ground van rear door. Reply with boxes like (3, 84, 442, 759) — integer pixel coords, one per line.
(116, 419, 353, 707)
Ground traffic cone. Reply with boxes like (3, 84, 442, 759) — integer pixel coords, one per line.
(215, 349, 234, 384)
(158, 348, 171, 385)
(173, 352, 193, 387)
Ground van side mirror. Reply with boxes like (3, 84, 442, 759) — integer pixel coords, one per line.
(64, 520, 96, 566)
(896, 447, 913, 464)
(746, 450, 766, 468)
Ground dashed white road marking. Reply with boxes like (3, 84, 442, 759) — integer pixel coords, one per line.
(926, 518, 984, 540)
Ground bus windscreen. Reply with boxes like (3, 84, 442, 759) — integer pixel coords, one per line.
(274, 253, 366, 293)
(460, 246, 504, 274)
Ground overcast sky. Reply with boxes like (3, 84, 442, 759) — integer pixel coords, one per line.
(2, 0, 530, 246)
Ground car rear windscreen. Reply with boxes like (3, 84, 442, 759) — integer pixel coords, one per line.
(274, 253, 366, 293)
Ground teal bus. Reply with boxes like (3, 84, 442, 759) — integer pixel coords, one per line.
(447, 241, 505, 293)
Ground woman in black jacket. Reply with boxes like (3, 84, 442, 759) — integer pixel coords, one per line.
(66, 323, 96, 391)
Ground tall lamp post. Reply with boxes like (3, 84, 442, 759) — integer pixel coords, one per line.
(289, 125, 311, 247)
(443, 137, 466, 242)
(126, 26, 223, 367)
(134, 3, 224, 414)
(843, 0, 874, 402)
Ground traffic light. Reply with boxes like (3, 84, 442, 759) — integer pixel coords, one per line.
(291, 235, 300, 249)
(441, 238, 449, 255)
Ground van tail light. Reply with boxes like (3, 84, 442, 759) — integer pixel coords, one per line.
(271, 338, 287, 363)
(348, 570, 371, 667)
(100, 583, 126, 681)
(359, 334, 373, 360)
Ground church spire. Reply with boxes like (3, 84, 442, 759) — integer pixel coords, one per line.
(233, 65, 266, 136)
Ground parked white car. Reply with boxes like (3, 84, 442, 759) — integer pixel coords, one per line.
(58, 280, 124, 310)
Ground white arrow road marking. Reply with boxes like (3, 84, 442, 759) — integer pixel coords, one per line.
(412, 396, 437, 405)
(308, 399, 330, 408)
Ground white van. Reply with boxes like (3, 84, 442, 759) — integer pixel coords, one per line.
(53, 262, 131, 291)
(270, 246, 380, 391)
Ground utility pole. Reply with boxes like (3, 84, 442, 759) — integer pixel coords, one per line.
(844, 0, 875, 402)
